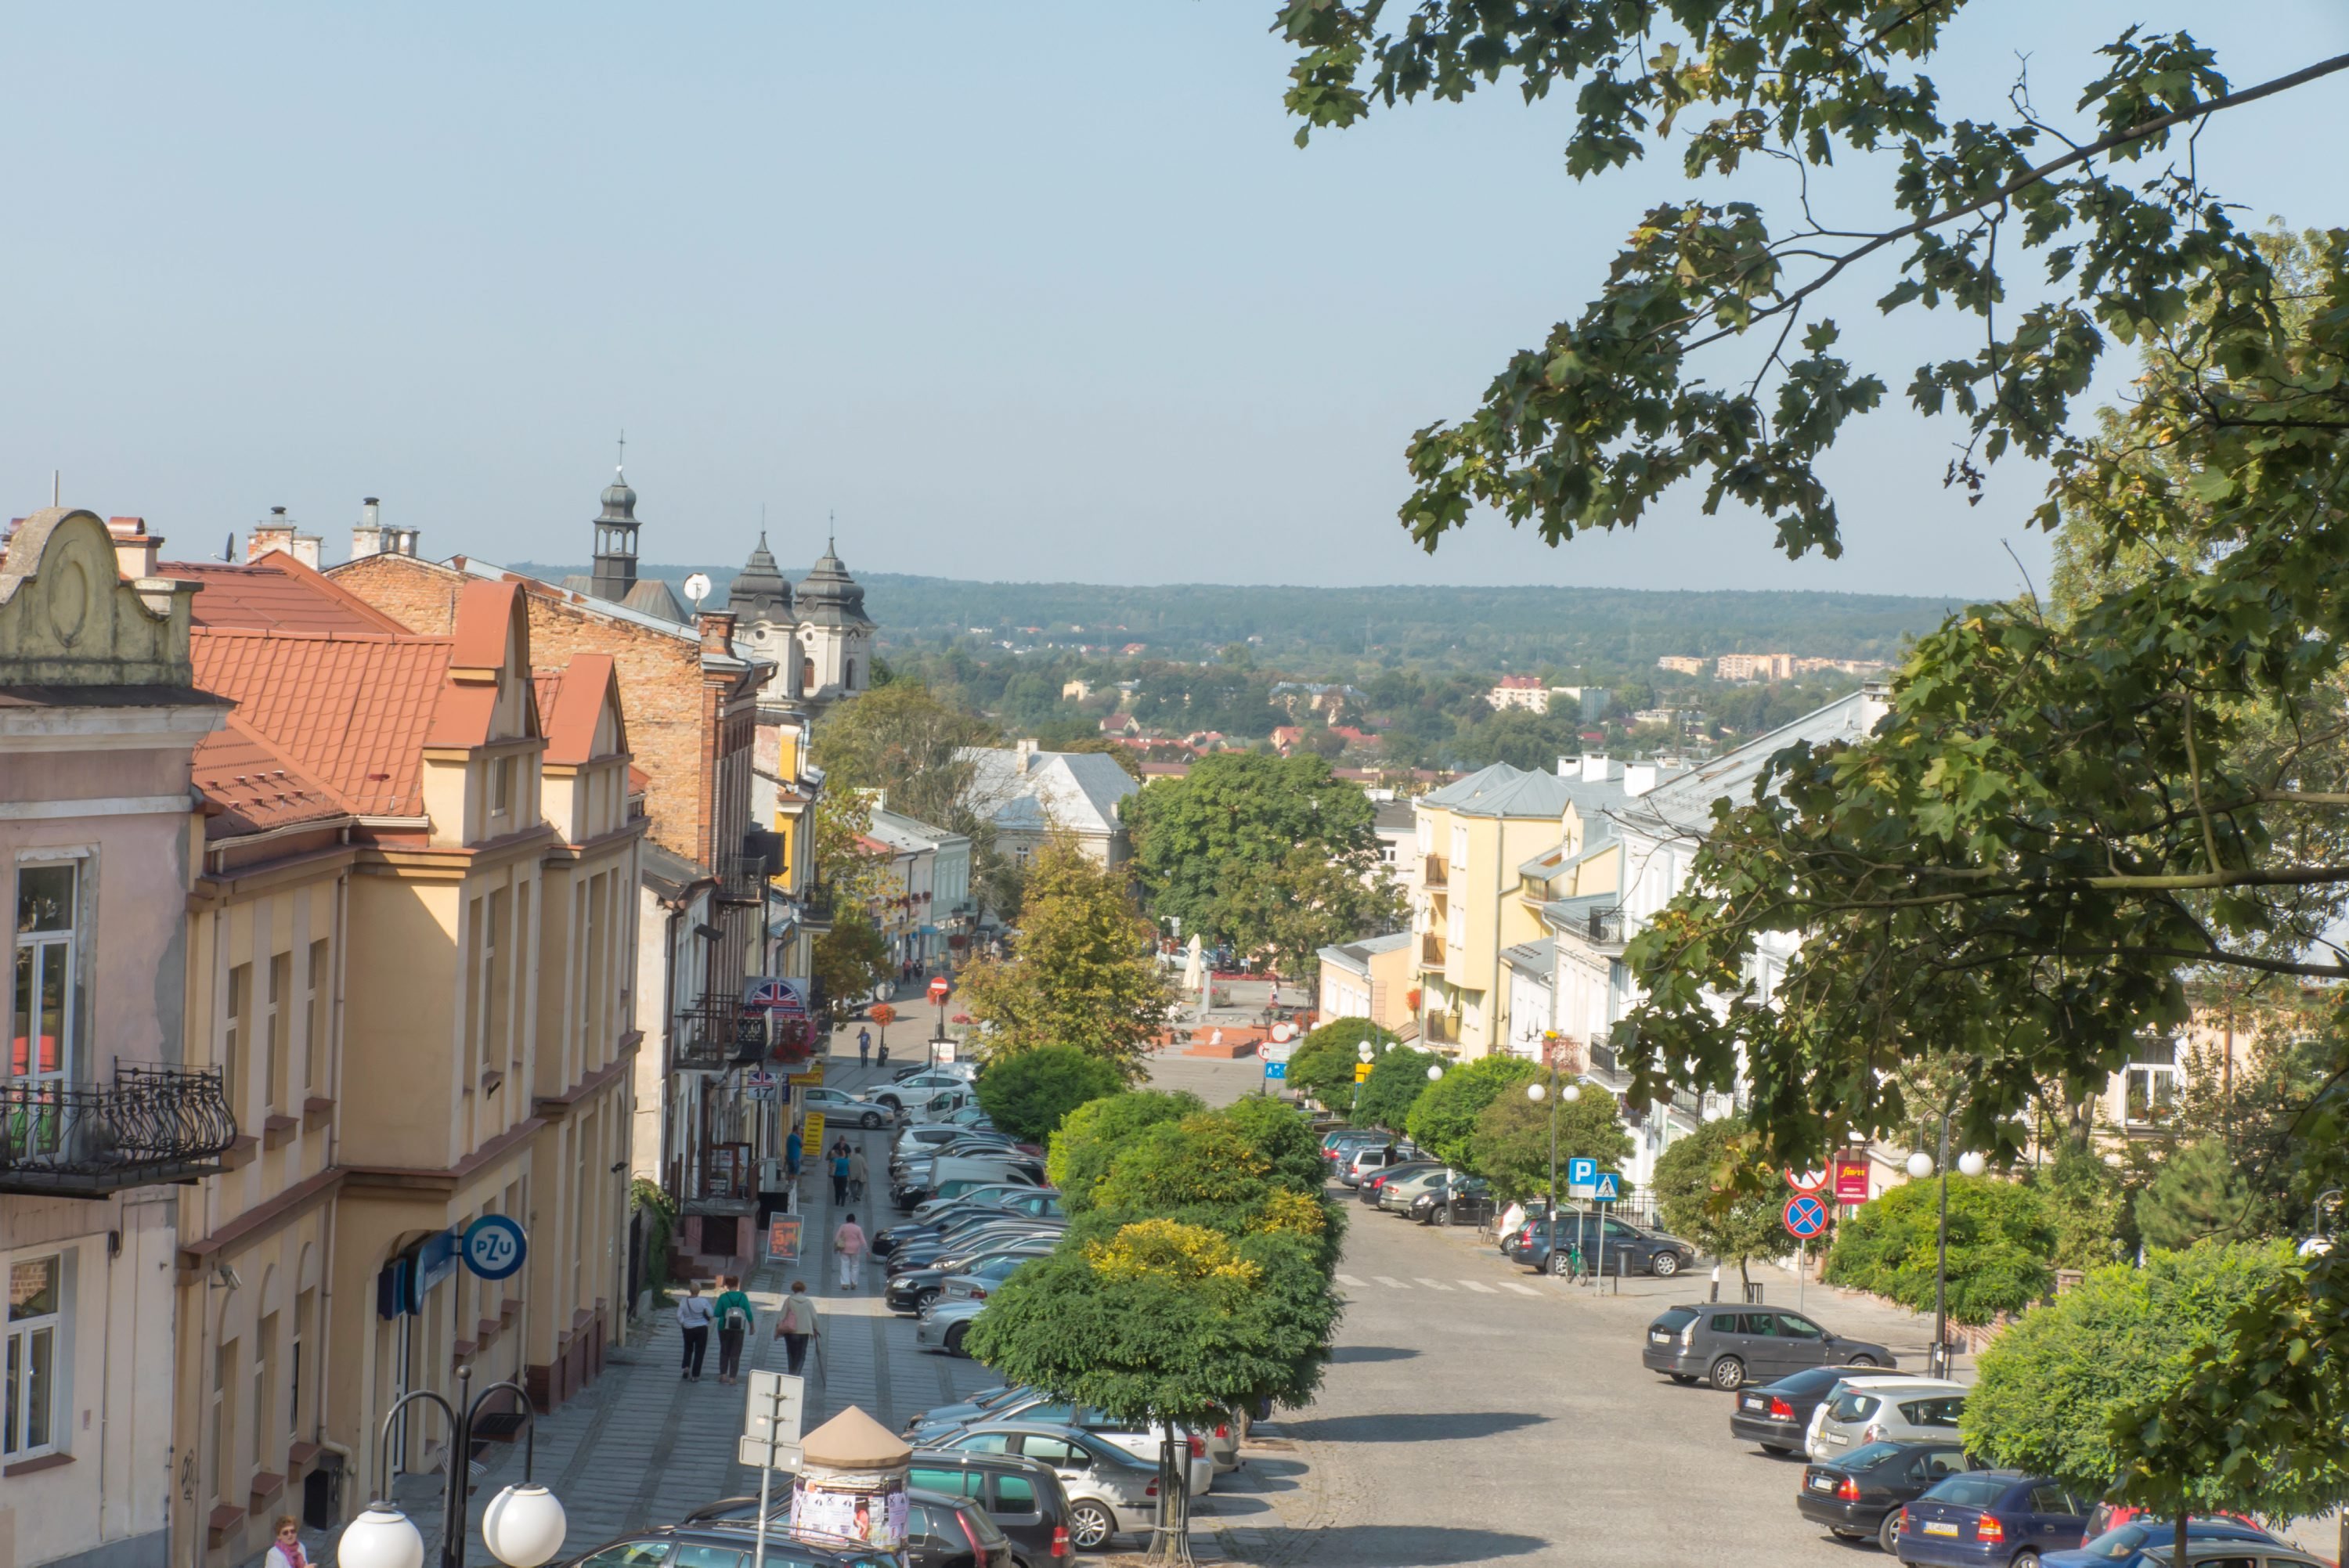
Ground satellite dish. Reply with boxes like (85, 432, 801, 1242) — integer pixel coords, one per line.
(683, 571, 713, 607)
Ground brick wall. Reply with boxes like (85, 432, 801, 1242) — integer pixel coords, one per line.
(333, 553, 467, 635)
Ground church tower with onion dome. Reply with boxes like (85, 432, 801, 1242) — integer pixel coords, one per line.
(792, 533, 875, 709)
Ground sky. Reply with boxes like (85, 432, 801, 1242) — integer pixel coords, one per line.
(4, 3, 2344, 595)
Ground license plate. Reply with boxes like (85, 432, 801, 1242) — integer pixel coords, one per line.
(1810, 1476, 1835, 1493)
(1741, 1395, 1764, 1411)
(1923, 1522, 1959, 1537)
(1650, 1331, 1670, 1343)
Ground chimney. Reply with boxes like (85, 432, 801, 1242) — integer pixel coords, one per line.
(696, 609, 738, 661)
(106, 517, 161, 579)
(1557, 755, 1575, 780)
(1860, 679, 1894, 733)
(1015, 737, 1039, 776)
(247, 506, 321, 568)
(350, 496, 391, 561)
(1580, 754, 1616, 783)
(1623, 762, 1658, 798)
(392, 525, 419, 557)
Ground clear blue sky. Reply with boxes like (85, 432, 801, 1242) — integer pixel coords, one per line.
(4, 3, 2342, 594)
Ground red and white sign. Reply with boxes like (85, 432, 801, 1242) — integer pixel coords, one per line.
(928, 977, 951, 1003)
(1784, 1166, 1829, 1194)
(1832, 1154, 1873, 1204)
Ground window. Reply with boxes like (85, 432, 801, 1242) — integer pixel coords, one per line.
(224, 963, 251, 1115)
(576, 1543, 671, 1568)
(1018, 1435, 1084, 1469)
(950, 1432, 1011, 1454)
(1449, 824, 1470, 872)
(211, 1336, 236, 1505)
(1900, 1396, 1965, 1429)
(2027, 1486, 2074, 1515)
(254, 1314, 276, 1464)
(492, 756, 514, 816)
(1774, 1313, 1824, 1340)
(266, 952, 290, 1111)
(908, 1465, 980, 1498)
(1828, 1392, 1882, 1422)
(669, 1548, 742, 1568)
(1913, 1449, 1968, 1480)
(13, 863, 77, 1084)
(1709, 1313, 1739, 1334)
(843, 658, 857, 690)
(292, 1289, 313, 1439)
(2124, 1039, 2179, 1125)
(5, 1255, 62, 1458)
(990, 1474, 1038, 1510)
(304, 940, 327, 1098)
(800, 657, 815, 692)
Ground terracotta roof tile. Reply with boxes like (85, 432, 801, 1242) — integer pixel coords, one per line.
(540, 653, 619, 766)
(190, 629, 453, 816)
(193, 719, 349, 838)
(170, 557, 413, 634)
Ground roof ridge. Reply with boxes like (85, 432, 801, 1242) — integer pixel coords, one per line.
(191, 624, 451, 647)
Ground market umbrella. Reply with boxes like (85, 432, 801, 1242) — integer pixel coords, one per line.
(1182, 933, 1205, 993)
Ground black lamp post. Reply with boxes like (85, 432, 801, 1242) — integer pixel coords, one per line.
(1907, 1105, 1985, 1379)
(1525, 1039, 1581, 1267)
(341, 1365, 563, 1568)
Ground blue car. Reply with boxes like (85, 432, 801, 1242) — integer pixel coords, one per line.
(2044, 1517, 2282, 1567)
(1896, 1470, 2091, 1566)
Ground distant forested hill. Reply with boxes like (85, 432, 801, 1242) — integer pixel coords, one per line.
(511, 564, 1959, 670)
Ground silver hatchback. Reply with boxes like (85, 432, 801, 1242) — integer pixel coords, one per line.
(1805, 1376, 1966, 1462)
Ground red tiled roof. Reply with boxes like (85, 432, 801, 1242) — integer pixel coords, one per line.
(540, 653, 620, 765)
(1496, 674, 1545, 689)
(190, 629, 453, 816)
(193, 718, 349, 838)
(170, 556, 413, 635)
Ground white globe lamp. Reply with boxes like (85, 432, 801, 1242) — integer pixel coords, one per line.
(481, 1483, 568, 1568)
(1357, 1043, 1375, 1063)
(1526, 1081, 1546, 1103)
(1562, 1083, 1581, 1103)
(1426, 1065, 1444, 1083)
(1956, 1151, 1988, 1179)
(1906, 1152, 1936, 1181)
(339, 1505, 426, 1568)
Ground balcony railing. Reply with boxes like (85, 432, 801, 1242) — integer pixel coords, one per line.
(1420, 934, 1445, 968)
(1422, 1013, 1459, 1045)
(715, 853, 770, 908)
(1581, 905, 1628, 945)
(1422, 855, 1448, 889)
(671, 997, 767, 1072)
(1, 1064, 238, 1198)
(799, 885, 835, 930)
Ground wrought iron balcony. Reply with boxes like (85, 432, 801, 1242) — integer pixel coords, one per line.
(714, 852, 770, 908)
(1582, 904, 1629, 946)
(1, 1064, 238, 1198)
(670, 997, 767, 1072)
(797, 884, 835, 932)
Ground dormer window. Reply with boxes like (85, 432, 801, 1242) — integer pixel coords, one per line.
(492, 756, 514, 817)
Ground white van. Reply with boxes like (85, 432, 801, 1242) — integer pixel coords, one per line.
(900, 1087, 976, 1125)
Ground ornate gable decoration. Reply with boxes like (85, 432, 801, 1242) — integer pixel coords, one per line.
(0, 508, 197, 687)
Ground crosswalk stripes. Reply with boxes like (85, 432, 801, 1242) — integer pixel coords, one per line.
(1499, 1281, 1541, 1296)
(1336, 1274, 1369, 1289)
(1351, 1273, 1555, 1295)
(1412, 1278, 1456, 1291)
(1457, 1280, 1496, 1293)
(1373, 1275, 1412, 1289)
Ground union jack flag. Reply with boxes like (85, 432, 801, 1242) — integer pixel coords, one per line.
(742, 979, 808, 1018)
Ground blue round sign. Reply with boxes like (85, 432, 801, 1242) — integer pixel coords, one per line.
(1783, 1194, 1829, 1240)
(461, 1214, 528, 1281)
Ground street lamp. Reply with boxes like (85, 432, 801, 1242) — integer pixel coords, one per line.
(1426, 1064, 1444, 1083)
(1352, 1040, 1374, 1122)
(342, 1365, 565, 1568)
(1526, 1068, 1582, 1244)
(1907, 1112, 1990, 1379)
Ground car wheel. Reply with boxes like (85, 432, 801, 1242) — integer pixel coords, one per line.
(2011, 1552, 2040, 1568)
(1067, 1501, 1115, 1551)
(861, 1110, 882, 1128)
(915, 1288, 940, 1311)
(1709, 1356, 1747, 1391)
(1546, 1251, 1573, 1277)
(1846, 1353, 1878, 1368)
(1648, 1251, 1681, 1278)
(1430, 1206, 1452, 1227)
(1829, 1528, 1859, 1540)
(1878, 1512, 1902, 1554)
(944, 1321, 969, 1357)
(1669, 1374, 1700, 1386)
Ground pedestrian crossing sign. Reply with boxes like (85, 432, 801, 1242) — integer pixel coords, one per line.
(1593, 1172, 1621, 1202)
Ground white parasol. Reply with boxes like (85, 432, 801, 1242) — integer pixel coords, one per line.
(1182, 932, 1205, 993)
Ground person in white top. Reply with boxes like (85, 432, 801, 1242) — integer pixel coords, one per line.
(675, 1279, 715, 1381)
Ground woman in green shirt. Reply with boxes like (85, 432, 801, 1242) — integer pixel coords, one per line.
(713, 1275, 756, 1384)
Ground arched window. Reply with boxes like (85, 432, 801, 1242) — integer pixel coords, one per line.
(843, 658, 857, 690)
(801, 657, 815, 692)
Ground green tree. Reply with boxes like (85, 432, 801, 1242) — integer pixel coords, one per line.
(810, 680, 1023, 914)
(1824, 1176, 2056, 1327)
(1215, 1094, 1334, 1196)
(1650, 1116, 1790, 1289)
(1280, 4, 2349, 1485)
(2134, 1140, 2265, 1254)
(972, 1046, 1124, 1144)
(1466, 1080, 1633, 1206)
(1206, 845, 1403, 983)
(810, 910, 890, 1022)
(1284, 1018, 1396, 1110)
(958, 834, 1174, 1080)
(2031, 1141, 2132, 1273)
(1048, 1089, 1204, 1211)
(1965, 1243, 2346, 1522)
(1405, 1054, 1539, 1170)
(1124, 752, 1383, 957)
(1352, 1044, 1443, 1134)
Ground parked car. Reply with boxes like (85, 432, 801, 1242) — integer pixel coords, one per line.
(941, 1250, 1041, 1302)
(687, 1484, 1032, 1568)
(1809, 1377, 1966, 1463)
(904, 1448, 1081, 1568)
(1510, 1213, 1698, 1278)
(794, 1085, 895, 1128)
(1320, 1131, 1382, 1173)
(878, 1192, 1063, 1256)
(1414, 1174, 1499, 1227)
(909, 1187, 1063, 1227)
(2080, 1505, 2269, 1541)
(1376, 1167, 1454, 1213)
(915, 1296, 987, 1357)
(1797, 1440, 1976, 1553)
(557, 1520, 897, 1568)
(926, 1422, 1164, 1552)
(869, 1072, 975, 1108)
(886, 1221, 1064, 1277)
(1357, 1159, 1443, 1206)
(886, 1241, 1060, 1314)
(1341, 1144, 1420, 1188)
(907, 1400, 1214, 1498)
(1642, 1304, 1896, 1391)
(1893, 1471, 2091, 1566)
(1728, 1364, 1860, 1454)
(2044, 1518, 2291, 1568)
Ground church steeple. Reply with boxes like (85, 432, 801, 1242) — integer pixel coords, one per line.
(590, 445, 640, 602)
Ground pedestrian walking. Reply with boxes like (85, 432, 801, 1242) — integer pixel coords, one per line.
(785, 1125, 803, 1182)
(265, 1517, 309, 1568)
(774, 1279, 819, 1373)
(713, 1274, 754, 1384)
(857, 1027, 871, 1068)
(675, 1280, 713, 1381)
(830, 1144, 852, 1206)
(833, 1213, 866, 1290)
(849, 1144, 869, 1202)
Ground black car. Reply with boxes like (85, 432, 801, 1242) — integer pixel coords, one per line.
(1797, 1440, 1976, 1553)
(558, 1519, 897, 1568)
(877, 1193, 1063, 1257)
(886, 1242, 1059, 1314)
(1728, 1364, 1856, 1454)
(886, 1221, 1064, 1276)
(1507, 1213, 1698, 1278)
(1413, 1175, 1498, 1227)
(905, 1450, 1079, 1568)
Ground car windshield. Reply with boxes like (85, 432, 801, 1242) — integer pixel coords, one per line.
(1828, 1393, 1881, 1422)
(1842, 1442, 1908, 1469)
(2078, 1524, 2154, 1557)
(1771, 1366, 1849, 1395)
(1651, 1309, 1698, 1332)
(1924, 1474, 2013, 1508)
